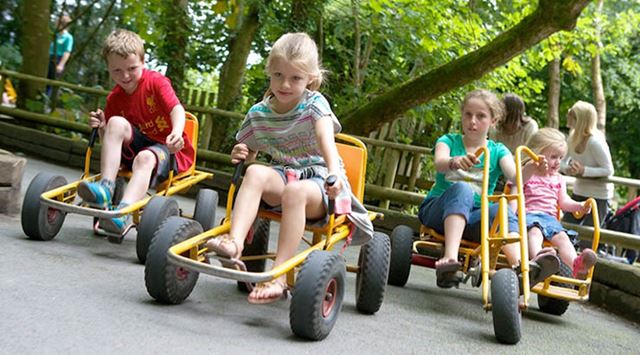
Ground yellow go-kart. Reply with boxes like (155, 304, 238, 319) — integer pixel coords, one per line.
(387, 146, 599, 344)
(20, 113, 214, 263)
(144, 133, 391, 341)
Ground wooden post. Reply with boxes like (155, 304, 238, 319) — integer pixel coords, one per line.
(200, 92, 216, 152)
(378, 148, 400, 209)
(405, 152, 423, 210)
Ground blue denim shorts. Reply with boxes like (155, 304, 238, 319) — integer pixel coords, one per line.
(526, 212, 575, 241)
(418, 182, 520, 243)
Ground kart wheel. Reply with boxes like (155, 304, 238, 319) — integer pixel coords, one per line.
(21, 172, 67, 241)
(290, 251, 345, 341)
(237, 218, 270, 293)
(388, 225, 413, 286)
(136, 196, 179, 263)
(355, 232, 391, 314)
(491, 268, 521, 344)
(145, 216, 202, 304)
(193, 188, 218, 231)
(537, 261, 572, 316)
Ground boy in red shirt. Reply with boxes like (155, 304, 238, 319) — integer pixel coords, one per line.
(78, 29, 194, 234)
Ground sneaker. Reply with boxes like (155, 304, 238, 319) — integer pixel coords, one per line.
(99, 203, 131, 235)
(77, 181, 112, 208)
(573, 248, 597, 279)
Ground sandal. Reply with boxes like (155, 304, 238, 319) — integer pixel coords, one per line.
(435, 259, 462, 289)
(529, 248, 560, 286)
(205, 235, 246, 271)
(247, 279, 289, 305)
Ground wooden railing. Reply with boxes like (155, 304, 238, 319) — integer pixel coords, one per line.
(2, 69, 639, 251)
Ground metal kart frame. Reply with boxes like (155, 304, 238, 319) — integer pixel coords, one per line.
(23, 112, 212, 239)
(148, 133, 390, 341)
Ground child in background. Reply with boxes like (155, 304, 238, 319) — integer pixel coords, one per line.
(516, 128, 597, 279)
(418, 89, 559, 288)
(490, 93, 538, 154)
(205, 32, 372, 304)
(78, 29, 193, 234)
(561, 101, 614, 229)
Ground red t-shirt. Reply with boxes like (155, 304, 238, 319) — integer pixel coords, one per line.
(104, 69, 194, 172)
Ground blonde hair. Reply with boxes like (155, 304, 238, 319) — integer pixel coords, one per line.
(264, 32, 324, 98)
(527, 127, 567, 158)
(461, 89, 504, 123)
(102, 29, 145, 62)
(568, 100, 598, 153)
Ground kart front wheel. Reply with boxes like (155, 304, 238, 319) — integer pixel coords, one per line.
(145, 216, 202, 304)
(136, 196, 179, 263)
(491, 268, 521, 344)
(193, 188, 218, 231)
(356, 232, 391, 314)
(388, 225, 413, 286)
(21, 172, 67, 241)
(290, 251, 345, 341)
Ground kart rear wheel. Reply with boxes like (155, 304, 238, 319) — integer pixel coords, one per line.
(145, 216, 202, 304)
(388, 225, 413, 286)
(537, 261, 572, 316)
(290, 251, 345, 341)
(21, 172, 67, 241)
(491, 268, 521, 344)
(136, 196, 179, 263)
(193, 188, 218, 231)
(237, 218, 270, 293)
(356, 232, 391, 314)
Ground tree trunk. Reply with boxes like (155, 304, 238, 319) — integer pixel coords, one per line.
(161, 0, 189, 94)
(340, 0, 591, 136)
(208, 2, 263, 152)
(547, 56, 561, 128)
(18, 0, 51, 109)
(352, 0, 361, 90)
(591, 0, 606, 132)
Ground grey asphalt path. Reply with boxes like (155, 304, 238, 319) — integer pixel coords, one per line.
(1, 155, 638, 354)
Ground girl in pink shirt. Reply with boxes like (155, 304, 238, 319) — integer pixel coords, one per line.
(519, 128, 597, 279)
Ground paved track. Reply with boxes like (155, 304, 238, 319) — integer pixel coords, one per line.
(1, 156, 638, 354)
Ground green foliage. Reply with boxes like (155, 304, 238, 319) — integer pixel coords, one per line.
(0, 43, 22, 70)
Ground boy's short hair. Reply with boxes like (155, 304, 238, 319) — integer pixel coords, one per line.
(102, 29, 145, 62)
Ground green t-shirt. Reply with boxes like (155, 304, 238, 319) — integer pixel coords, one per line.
(49, 31, 74, 57)
(425, 133, 510, 208)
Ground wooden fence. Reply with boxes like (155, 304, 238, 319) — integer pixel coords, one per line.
(1, 69, 639, 251)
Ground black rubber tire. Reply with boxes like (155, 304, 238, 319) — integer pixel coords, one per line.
(193, 188, 218, 231)
(388, 225, 414, 286)
(237, 218, 270, 293)
(136, 196, 179, 263)
(290, 251, 346, 341)
(491, 268, 522, 344)
(21, 172, 68, 241)
(537, 261, 572, 316)
(145, 216, 202, 304)
(356, 232, 391, 314)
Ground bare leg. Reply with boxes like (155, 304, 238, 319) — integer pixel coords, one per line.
(527, 227, 545, 260)
(120, 150, 155, 204)
(550, 232, 577, 268)
(249, 180, 325, 303)
(273, 180, 325, 267)
(228, 165, 285, 252)
(100, 116, 131, 182)
(439, 214, 466, 265)
(500, 234, 522, 266)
